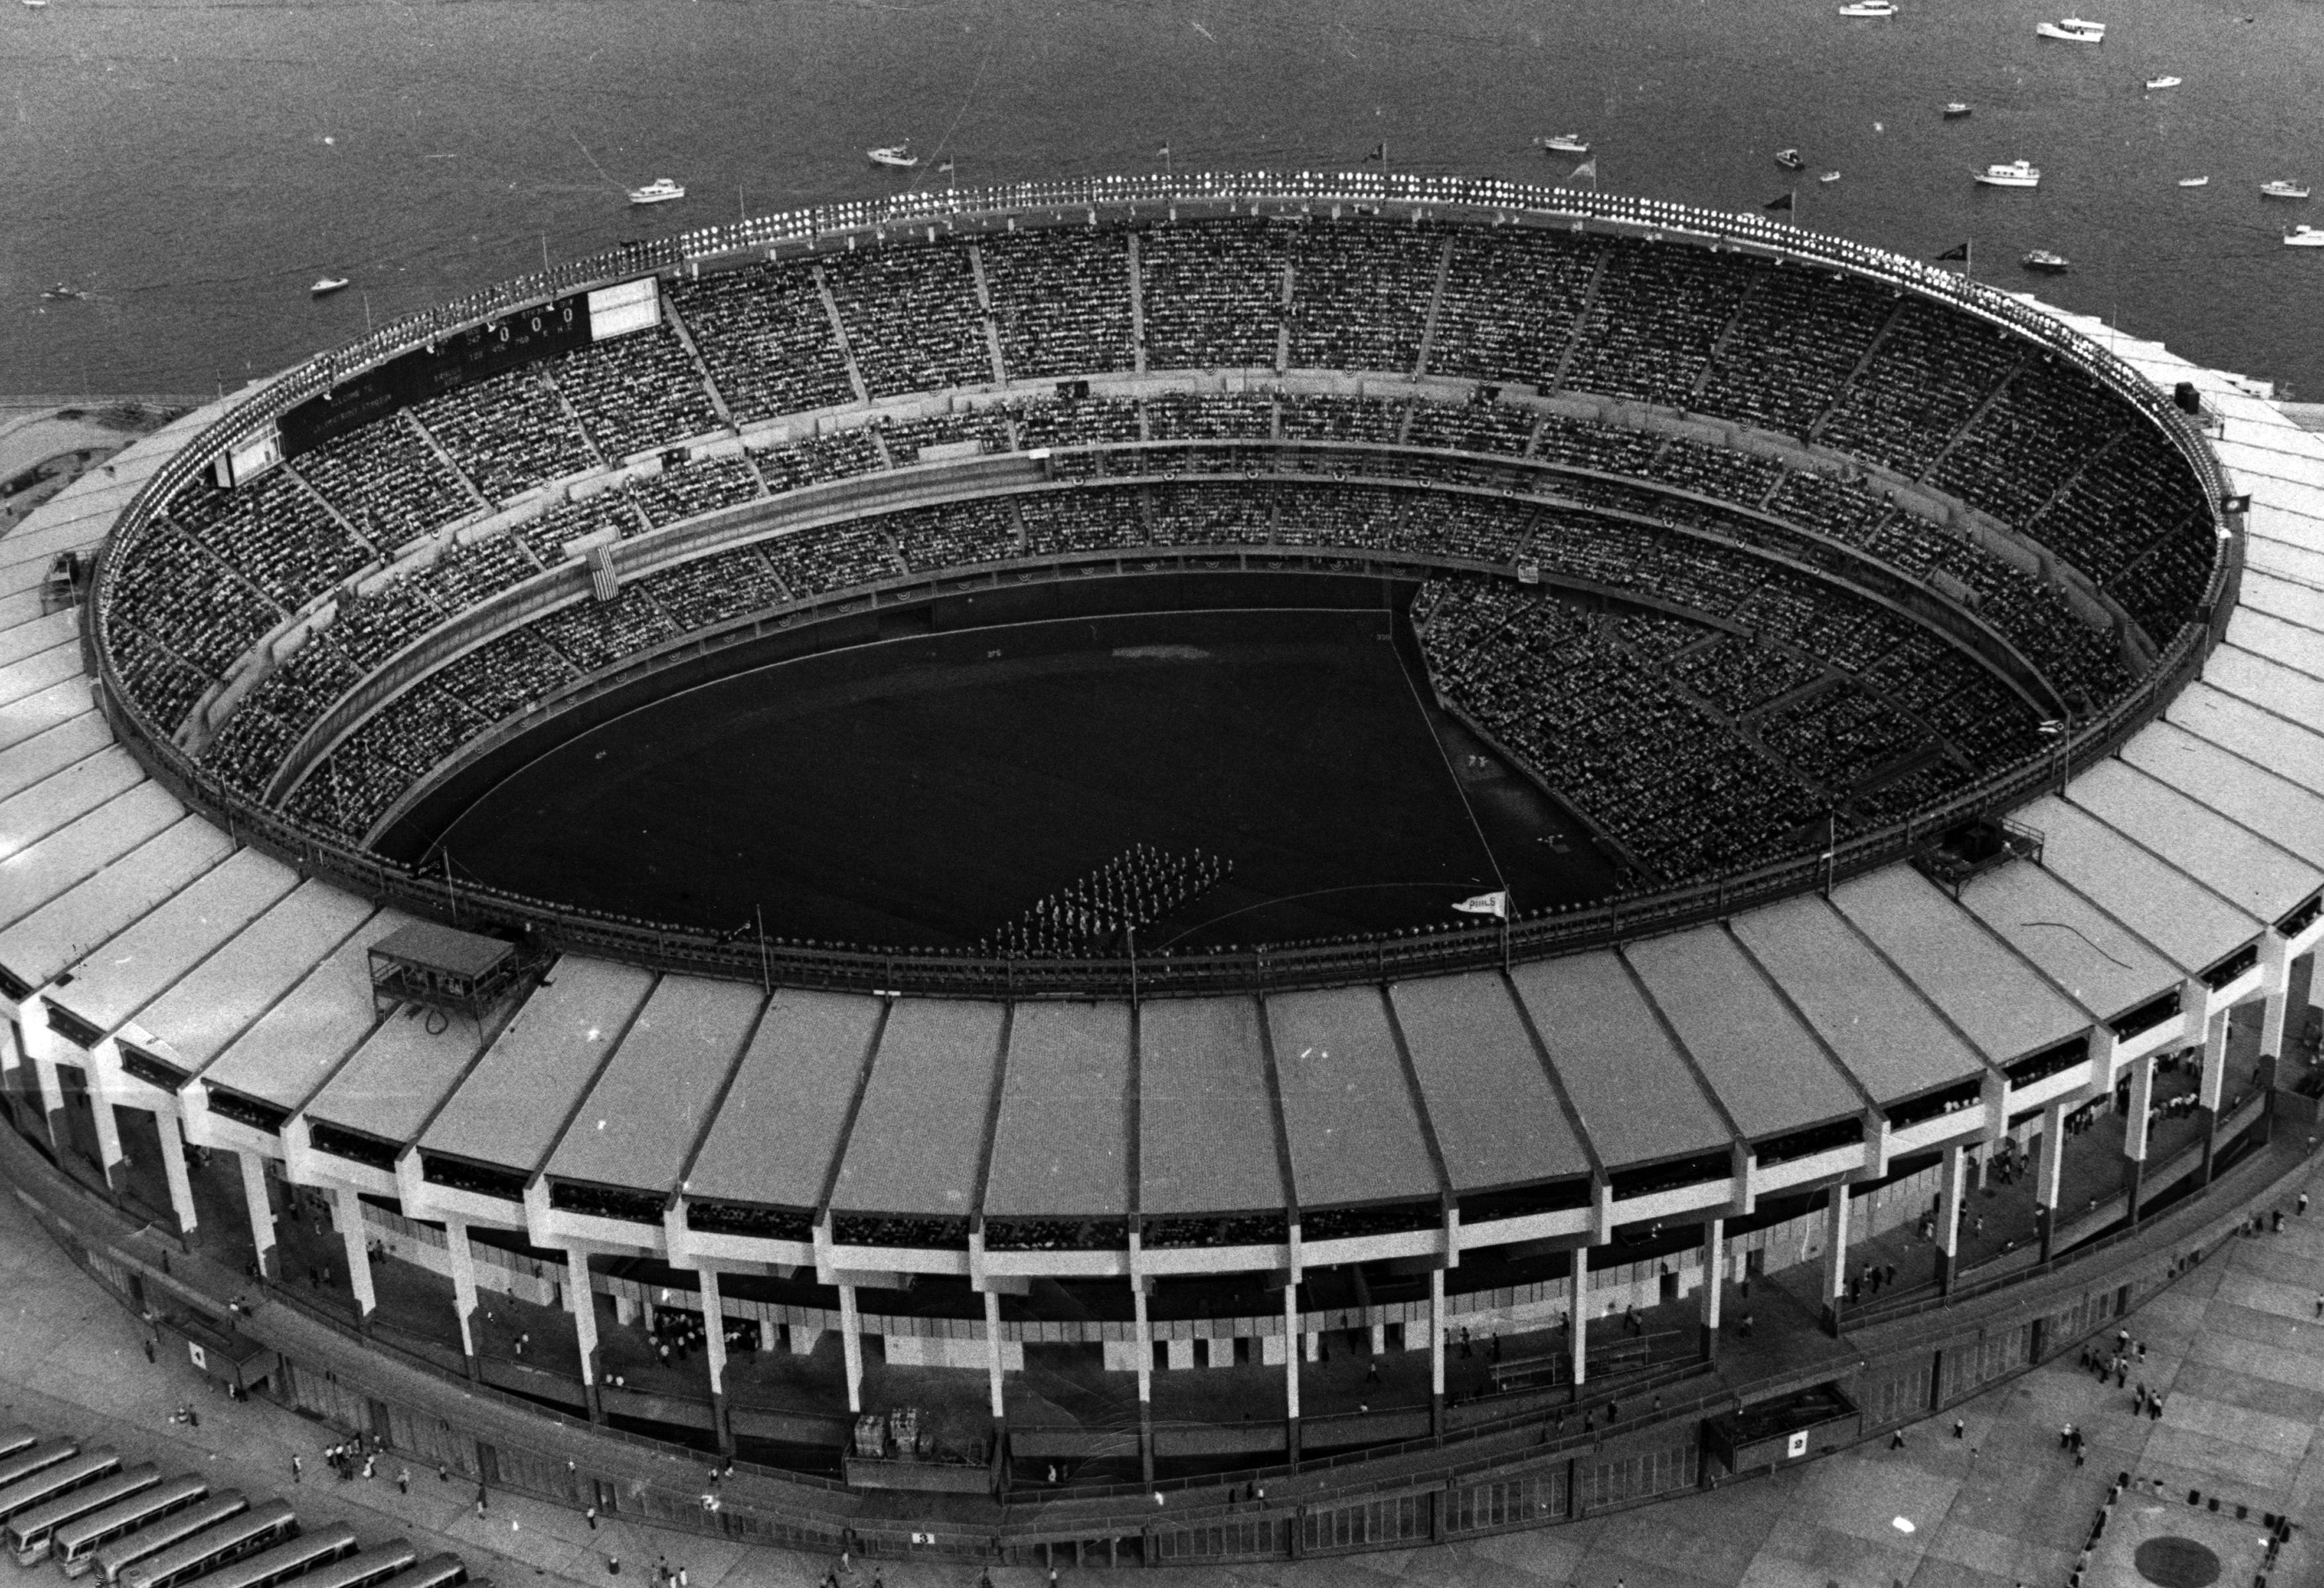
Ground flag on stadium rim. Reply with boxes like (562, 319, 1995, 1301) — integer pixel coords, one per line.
(1569, 157, 1597, 183)
(1765, 191, 1794, 212)
(1934, 242, 1971, 260)
(1453, 891, 1512, 919)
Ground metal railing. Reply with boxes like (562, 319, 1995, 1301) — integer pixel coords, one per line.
(81, 173, 2239, 1000)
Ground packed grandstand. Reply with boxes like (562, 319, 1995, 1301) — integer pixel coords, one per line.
(91, 174, 2227, 964)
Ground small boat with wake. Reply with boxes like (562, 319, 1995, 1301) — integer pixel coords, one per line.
(867, 145, 919, 169)
(2144, 75, 2181, 89)
(2262, 180, 2311, 199)
(310, 277, 350, 297)
(1819, 170, 1842, 184)
(2285, 226, 2324, 247)
(1836, 1, 1896, 16)
(2037, 17, 2106, 41)
(1943, 102, 1973, 118)
(2176, 175, 2208, 187)
(1974, 159, 2041, 188)
(2021, 249, 2071, 273)
(1537, 133, 1590, 154)
(40, 283, 83, 300)
(1775, 148, 1806, 171)
(626, 178, 685, 206)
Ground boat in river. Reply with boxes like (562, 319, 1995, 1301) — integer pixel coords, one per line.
(1836, 1, 1895, 16)
(1943, 103, 1973, 118)
(2021, 249, 2071, 273)
(2262, 180, 2312, 200)
(867, 145, 919, 169)
(1819, 170, 1842, 183)
(1775, 148, 1806, 171)
(310, 277, 350, 296)
(1537, 133, 1590, 154)
(2177, 175, 2209, 187)
(2286, 226, 2324, 247)
(40, 283, 82, 300)
(1974, 159, 2041, 188)
(2037, 17, 2106, 41)
(2144, 75, 2181, 88)
(626, 178, 685, 206)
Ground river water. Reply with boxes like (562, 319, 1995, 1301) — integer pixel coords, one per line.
(3, 0, 2320, 400)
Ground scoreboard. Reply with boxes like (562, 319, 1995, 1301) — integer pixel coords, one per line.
(278, 275, 662, 461)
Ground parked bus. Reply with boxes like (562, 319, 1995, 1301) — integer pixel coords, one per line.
(0, 1448, 120, 1527)
(0, 1440, 77, 1493)
(181, 1524, 357, 1588)
(8, 1464, 159, 1566)
(53, 1476, 210, 1579)
(89, 1492, 251, 1588)
(0, 1428, 38, 1465)
(115, 1500, 296, 1588)
(383, 1555, 468, 1588)
(290, 1541, 419, 1588)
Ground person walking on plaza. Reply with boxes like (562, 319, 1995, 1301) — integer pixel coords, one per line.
(397, 1467, 409, 1495)
(585, 1505, 598, 1530)
(292, 1454, 302, 1484)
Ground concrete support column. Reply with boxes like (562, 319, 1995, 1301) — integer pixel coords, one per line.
(1428, 1267, 1445, 1438)
(1568, 1245, 1588, 1390)
(698, 1268, 732, 1455)
(2197, 1008, 2229, 1184)
(444, 1219, 481, 1378)
(87, 1079, 126, 1196)
(2259, 931, 2292, 1062)
(31, 1050, 66, 1156)
(838, 1283, 864, 1415)
(1819, 1187, 1851, 1335)
(2123, 1051, 2156, 1220)
(2036, 1098, 2068, 1261)
(1283, 1282, 1301, 1464)
(566, 1249, 603, 1424)
(237, 1150, 278, 1280)
(1698, 1218, 1724, 1360)
(982, 1289, 1006, 1427)
(158, 1114, 198, 1241)
(1934, 1143, 1966, 1293)
(331, 1186, 376, 1327)
(1133, 1282, 1153, 1485)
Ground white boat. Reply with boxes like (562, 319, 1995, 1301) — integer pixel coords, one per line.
(2261, 180, 2311, 200)
(1536, 133, 1590, 154)
(2177, 175, 2209, 187)
(1775, 148, 1806, 171)
(310, 277, 349, 296)
(20, 1, 48, 10)
(1836, 1, 1895, 16)
(2036, 17, 2106, 41)
(867, 145, 918, 169)
(2144, 75, 2181, 88)
(1974, 159, 2041, 188)
(2021, 249, 2071, 273)
(1943, 103, 1973, 118)
(626, 178, 685, 205)
(40, 283, 81, 300)
(1819, 170, 1842, 184)
(2285, 226, 2324, 247)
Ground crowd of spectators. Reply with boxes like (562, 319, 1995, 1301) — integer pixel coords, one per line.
(880, 408, 1013, 464)
(1282, 221, 1441, 372)
(1425, 229, 1600, 386)
(1692, 264, 1894, 440)
(979, 229, 1135, 378)
(546, 324, 724, 463)
(663, 263, 855, 423)
(892, 499, 1022, 572)
(759, 521, 904, 598)
(163, 468, 370, 613)
(982, 1216, 1132, 1252)
(1138, 220, 1288, 369)
(831, 1213, 971, 1250)
(529, 588, 680, 676)
(821, 244, 996, 396)
(638, 546, 793, 629)
(1815, 302, 2023, 480)
(411, 369, 597, 500)
(509, 492, 646, 568)
(1561, 238, 1755, 409)
(626, 453, 765, 529)
(289, 418, 476, 551)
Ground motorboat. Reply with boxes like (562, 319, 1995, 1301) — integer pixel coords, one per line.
(1836, 1, 1895, 16)
(1775, 148, 1806, 170)
(867, 145, 918, 169)
(1537, 134, 1590, 154)
(1819, 170, 1842, 183)
(1974, 159, 2041, 188)
(1943, 103, 1973, 118)
(20, 1, 48, 10)
(626, 178, 685, 205)
(2286, 226, 2324, 247)
(2144, 75, 2181, 88)
(2177, 175, 2209, 187)
(2036, 17, 2106, 41)
(310, 277, 350, 296)
(2261, 180, 2311, 199)
(2021, 249, 2071, 273)
(40, 283, 82, 300)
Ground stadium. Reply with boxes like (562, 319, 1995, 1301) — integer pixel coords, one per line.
(3, 172, 2321, 1569)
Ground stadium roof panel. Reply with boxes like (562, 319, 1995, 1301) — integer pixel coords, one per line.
(2126, 718, 2324, 872)
(2202, 642, 2324, 732)
(1623, 926, 1864, 1139)
(0, 751, 148, 870)
(1951, 858, 2183, 1018)
(683, 989, 883, 1212)
(0, 635, 80, 708)
(1139, 995, 1283, 1216)
(1266, 985, 1440, 1210)
(2017, 795, 2262, 973)
(828, 996, 1007, 1217)
(2165, 683, 2324, 802)
(0, 611, 72, 671)
(0, 779, 182, 936)
(1388, 970, 1592, 1190)
(1506, 951, 1731, 1168)
(0, 715, 116, 804)
(1731, 895, 1988, 1106)
(133, 879, 376, 1074)
(420, 956, 656, 1174)
(48, 847, 300, 1037)
(2064, 760, 2321, 928)
(1829, 867, 2086, 1064)
(2227, 607, 2324, 680)
(546, 975, 761, 1194)
(304, 993, 513, 1149)
(0, 816, 232, 990)
(982, 999, 1132, 1220)
(204, 907, 423, 1110)
(2236, 570, 2324, 635)
(0, 679, 96, 758)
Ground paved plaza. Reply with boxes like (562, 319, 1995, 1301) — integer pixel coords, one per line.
(6, 1157, 2323, 1588)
